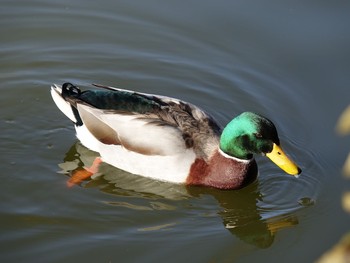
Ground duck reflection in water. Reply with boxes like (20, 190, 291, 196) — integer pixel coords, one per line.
(58, 142, 298, 249)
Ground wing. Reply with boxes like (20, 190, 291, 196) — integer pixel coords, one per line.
(58, 83, 222, 158)
(77, 103, 189, 156)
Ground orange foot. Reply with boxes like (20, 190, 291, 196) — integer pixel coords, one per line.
(67, 157, 103, 187)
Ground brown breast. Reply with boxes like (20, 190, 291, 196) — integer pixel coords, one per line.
(186, 150, 258, 189)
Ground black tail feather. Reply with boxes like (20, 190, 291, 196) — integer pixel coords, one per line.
(62, 83, 81, 99)
(61, 83, 84, 126)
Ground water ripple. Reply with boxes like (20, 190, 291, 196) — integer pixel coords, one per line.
(2, 1, 342, 260)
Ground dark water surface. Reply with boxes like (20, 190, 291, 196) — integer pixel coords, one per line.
(1, 1, 350, 262)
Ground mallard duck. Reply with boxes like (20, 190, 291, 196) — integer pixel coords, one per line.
(51, 82, 301, 189)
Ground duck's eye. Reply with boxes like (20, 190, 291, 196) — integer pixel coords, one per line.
(254, 133, 263, 138)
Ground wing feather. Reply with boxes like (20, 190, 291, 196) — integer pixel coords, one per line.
(77, 104, 188, 156)
(62, 83, 222, 159)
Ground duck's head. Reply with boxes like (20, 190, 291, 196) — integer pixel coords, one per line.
(220, 112, 301, 176)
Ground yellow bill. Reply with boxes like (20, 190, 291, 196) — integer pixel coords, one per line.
(266, 143, 301, 176)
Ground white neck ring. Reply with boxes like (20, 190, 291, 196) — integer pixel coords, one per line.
(218, 148, 253, 163)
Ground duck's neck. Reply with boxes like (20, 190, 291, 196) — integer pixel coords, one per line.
(186, 149, 257, 190)
(217, 148, 253, 162)
(219, 116, 256, 160)
(219, 141, 253, 160)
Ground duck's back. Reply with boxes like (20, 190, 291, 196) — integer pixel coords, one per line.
(52, 83, 222, 160)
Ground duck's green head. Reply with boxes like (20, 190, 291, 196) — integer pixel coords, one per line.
(220, 112, 301, 175)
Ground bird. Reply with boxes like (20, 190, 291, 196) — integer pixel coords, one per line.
(51, 82, 301, 189)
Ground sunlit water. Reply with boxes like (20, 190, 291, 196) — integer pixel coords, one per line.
(1, 1, 350, 262)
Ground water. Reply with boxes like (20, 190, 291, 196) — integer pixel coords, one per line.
(1, 1, 350, 262)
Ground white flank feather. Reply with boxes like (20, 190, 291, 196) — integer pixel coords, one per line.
(75, 124, 196, 183)
(77, 104, 188, 155)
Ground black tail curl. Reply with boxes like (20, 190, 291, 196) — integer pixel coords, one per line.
(62, 83, 81, 99)
(61, 83, 84, 126)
